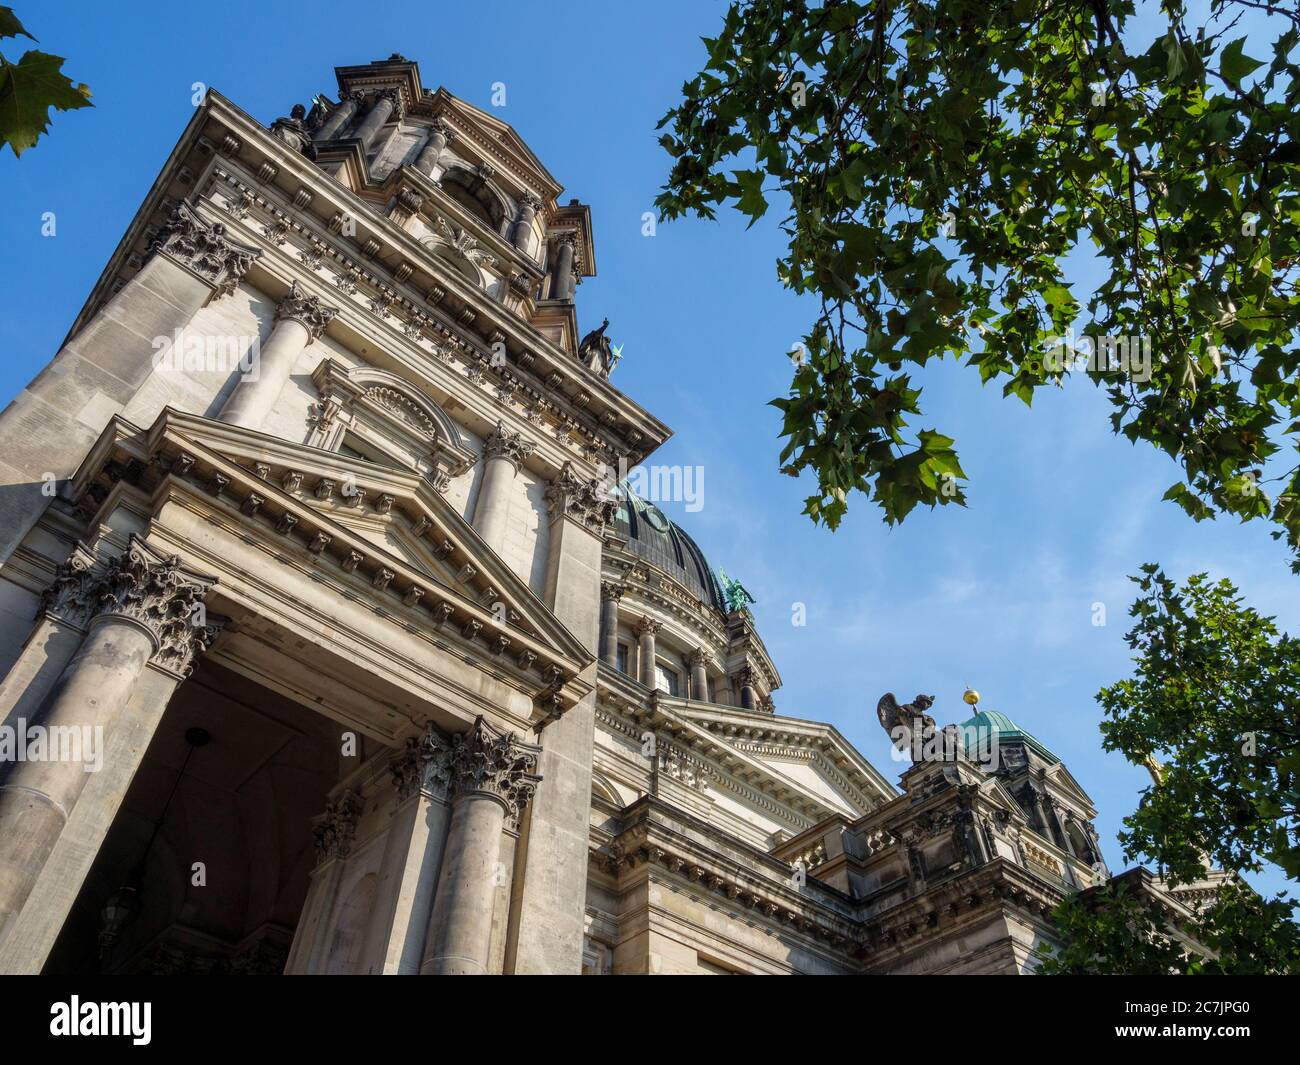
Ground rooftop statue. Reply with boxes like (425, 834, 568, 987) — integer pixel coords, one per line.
(578, 318, 622, 378)
(717, 569, 755, 617)
(269, 104, 318, 161)
(877, 692, 938, 760)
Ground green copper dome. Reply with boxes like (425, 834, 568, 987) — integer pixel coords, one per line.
(958, 708, 1060, 765)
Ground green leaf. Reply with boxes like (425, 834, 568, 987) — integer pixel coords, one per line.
(732, 168, 768, 226)
(0, 7, 34, 42)
(1220, 36, 1265, 84)
(0, 50, 92, 157)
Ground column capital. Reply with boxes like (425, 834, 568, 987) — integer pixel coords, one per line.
(600, 580, 626, 603)
(149, 200, 260, 300)
(311, 790, 363, 865)
(275, 280, 339, 341)
(518, 192, 543, 217)
(444, 716, 542, 822)
(39, 536, 222, 679)
(390, 721, 454, 803)
(483, 419, 536, 473)
(544, 461, 616, 532)
(687, 646, 713, 668)
(429, 117, 456, 143)
(635, 615, 663, 638)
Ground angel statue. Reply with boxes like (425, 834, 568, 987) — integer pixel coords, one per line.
(876, 692, 937, 760)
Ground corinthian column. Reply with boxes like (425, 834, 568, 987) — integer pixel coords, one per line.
(688, 647, 712, 701)
(473, 421, 534, 555)
(636, 616, 662, 688)
(219, 281, 338, 431)
(547, 235, 577, 301)
(413, 119, 455, 177)
(353, 89, 399, 153)
(313, 92, 363, 142)
(421, 717, 541, 975)
(510, 194, 542, 255)
(0, 537, 220, 958)
(598, 582, 624, 667)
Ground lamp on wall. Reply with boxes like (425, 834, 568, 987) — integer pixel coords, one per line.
(97, 726, 212, 969)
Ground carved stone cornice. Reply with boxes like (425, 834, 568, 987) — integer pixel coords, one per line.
(482, 419, 536, 473)
(311, 790, 363, 864)
(276, 279, 339, 341)
(444, 716, 542, 821)
(544, 461, 616, 532)
(39, 536, 222, 679)
(149, 199, 260, 299)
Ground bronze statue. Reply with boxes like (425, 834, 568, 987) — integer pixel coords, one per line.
(269, 104, 318, 160)
(578, 318, 621, 378)
(877, 692, 937, 758)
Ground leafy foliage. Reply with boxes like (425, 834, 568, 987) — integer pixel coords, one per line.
(1037, 877, 1300, 974)
(656, 1, 1300, 556)
(1099, 565, 1300, 884)
(1038, 564, 1300, 974)
(0, 7, 91, 158)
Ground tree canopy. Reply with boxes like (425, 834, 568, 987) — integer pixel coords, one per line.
(656, 0, 1300, 567)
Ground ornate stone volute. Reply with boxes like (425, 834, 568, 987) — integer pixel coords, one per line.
(149, 199, 260, 299)
(445, 716, 542, 822)
(482, 420, 536, 473)
(39, 536, 223, 679)
(311, 790, 364, 865)
(544, 462, 617, 532)
(275, 279, 339, 341)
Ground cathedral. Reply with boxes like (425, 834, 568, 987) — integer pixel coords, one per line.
(0, 55, 1202, 975)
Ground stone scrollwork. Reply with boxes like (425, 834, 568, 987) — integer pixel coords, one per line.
(276, 279, 339, 341)
(149, 199, 260, 299)
(38, 535, 223, 679)
(544, 461, 617, 533)
(482, 419, 535, 473)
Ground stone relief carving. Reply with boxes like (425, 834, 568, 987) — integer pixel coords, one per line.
(149, 200, 260, 300)
(311, 790, 363, 865)
(544, 461, 617, 532)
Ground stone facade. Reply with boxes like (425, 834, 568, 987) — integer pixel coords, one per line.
(0, 55, 1195, 976)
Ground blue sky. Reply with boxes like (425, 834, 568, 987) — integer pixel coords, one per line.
(1, 1, 1294, 896)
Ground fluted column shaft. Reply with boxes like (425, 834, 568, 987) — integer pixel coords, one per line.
(353, 91, 397, 152)
(0, 540, 218, 954)
(219, 281, 337, 431)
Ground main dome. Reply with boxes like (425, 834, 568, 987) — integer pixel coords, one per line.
(612, 487, 727, 613)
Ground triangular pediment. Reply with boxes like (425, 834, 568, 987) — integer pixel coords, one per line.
(70, 409, 593, 709)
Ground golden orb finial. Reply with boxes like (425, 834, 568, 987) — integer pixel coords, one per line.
(963, 686, 980, 706)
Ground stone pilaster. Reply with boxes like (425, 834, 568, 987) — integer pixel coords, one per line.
(0, 537, 220, 961)
(422, 717, 541, 975)
(218, 280, 338, 431)
(598, 582, 625, 668)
